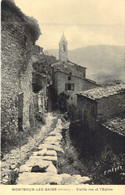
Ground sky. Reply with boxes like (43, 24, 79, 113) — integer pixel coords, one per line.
(14, 0, 125, 50)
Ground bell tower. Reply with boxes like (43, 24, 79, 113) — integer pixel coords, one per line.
(59, 33, 68, 62)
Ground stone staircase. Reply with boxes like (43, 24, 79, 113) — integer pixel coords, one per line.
(16, 119, 91, 185)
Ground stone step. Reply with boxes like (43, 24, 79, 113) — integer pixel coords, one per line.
(46, 164, 57, 174)
(32, 149, 47, 156)
(17, 172, 90, 185)
(19, 165, 32, 173)
(49, 131, 62, 137)
(45, 150, 57, 157)
(19, 161, 57, 174)
(43, 140, 61, 147)
(16, 172, 61, 185)
(32, 149, 57, 157)
(45, 136, 62, 142)
(61, 174, 91, 185)
(28, 155, 57, 165)
(25, 157, 52, 168)
(40, 156, 57, 166)
(38, 144, 64, 153)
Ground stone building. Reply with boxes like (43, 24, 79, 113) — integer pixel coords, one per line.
(51, 34, 100, 108)
(76, 84, 125, 153)
(1, 0, 41, 145)
(77, 84, 125, 129)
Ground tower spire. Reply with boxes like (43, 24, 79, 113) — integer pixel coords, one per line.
(59, 33, 68, 62)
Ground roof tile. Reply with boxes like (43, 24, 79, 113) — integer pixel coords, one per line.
(78, 84, 125, 100)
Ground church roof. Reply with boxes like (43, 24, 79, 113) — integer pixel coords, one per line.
(78, 84, 125, 100)
(68, 60, 86, 69)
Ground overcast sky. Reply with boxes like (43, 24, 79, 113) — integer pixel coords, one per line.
(15, 0, 125, 50)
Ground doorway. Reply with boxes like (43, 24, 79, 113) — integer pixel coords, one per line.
(18, 93, 24, 131)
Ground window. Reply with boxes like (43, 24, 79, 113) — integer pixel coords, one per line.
(65, 83, 74, 91)
(68, 84, 71, 90)
(68, 76, 71, 80)
(62, 45, 66, 51)
(68, 72, 72, 80)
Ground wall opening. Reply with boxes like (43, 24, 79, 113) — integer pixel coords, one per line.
(18, 93, 24, 131)
(62, 44, 66, 51)
(68, 72, 72, 80)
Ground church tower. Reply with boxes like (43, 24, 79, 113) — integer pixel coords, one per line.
(59, 33, 68, 62)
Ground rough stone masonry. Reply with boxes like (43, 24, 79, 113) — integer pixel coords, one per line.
(1, 0, 41, 148)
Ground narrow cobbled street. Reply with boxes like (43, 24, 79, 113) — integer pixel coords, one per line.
(1, 112, 90, 185)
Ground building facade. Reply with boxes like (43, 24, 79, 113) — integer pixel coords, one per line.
(1, 0, 41, 145)
(52, 34, 100, 108)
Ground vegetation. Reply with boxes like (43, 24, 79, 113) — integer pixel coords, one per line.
(58, 124, 125, 184)
(2, 0, 41, 42)
(1, 120, 44, 158)
(84, 146, 125, 184)
(25, 16, 41, 42)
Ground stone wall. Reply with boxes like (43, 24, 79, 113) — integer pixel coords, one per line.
(20, 60, 35, 129)
(1, 0, 40, 147)
(77, 95, 97, 128)
(96, 124, 125, 153)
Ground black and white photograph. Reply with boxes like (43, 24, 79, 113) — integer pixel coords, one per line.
(1, 0, 125, 190)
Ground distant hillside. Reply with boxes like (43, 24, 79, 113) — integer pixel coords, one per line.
(48, 45, 125, 84)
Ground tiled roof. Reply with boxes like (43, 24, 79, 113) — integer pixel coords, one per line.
(102, 117, 125, 136)
(78, 84, 125, 100)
